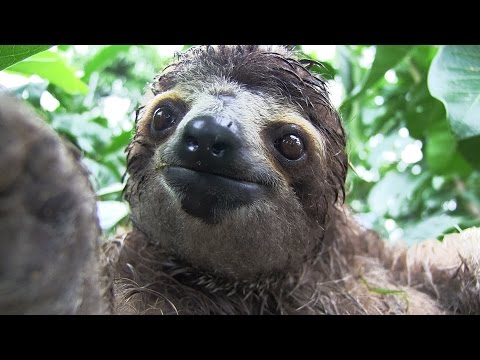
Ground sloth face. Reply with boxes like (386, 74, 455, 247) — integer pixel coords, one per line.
(125, 46, 347, 279)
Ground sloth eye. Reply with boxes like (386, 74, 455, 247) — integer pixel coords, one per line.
(275, 134, 305, 160)
(151, 106, 177, 133)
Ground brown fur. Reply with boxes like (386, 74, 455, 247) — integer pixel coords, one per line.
(114, 46, 480, 314)
(0, 95, 109, 314)
(0, 46, 479, 315)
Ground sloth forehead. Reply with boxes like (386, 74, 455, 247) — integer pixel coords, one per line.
(149, 45, 332, 115)
(143, 45, 340, 143)
(144, 82, 321, 137)
(177, 78, 283, 114)
(140, 86, 325, 160)
(148, 74, 288, 109)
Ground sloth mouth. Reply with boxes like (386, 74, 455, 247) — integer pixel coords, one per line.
(170, 165, 262, 185)
(163, 166, 267, 224)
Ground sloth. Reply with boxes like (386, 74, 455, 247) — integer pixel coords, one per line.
(0, 45, 479, 315)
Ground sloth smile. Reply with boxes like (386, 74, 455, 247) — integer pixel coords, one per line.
(167, 165, 261, 185)
(163, 166, 267, 223)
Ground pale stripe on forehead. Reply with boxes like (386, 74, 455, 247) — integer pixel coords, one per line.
(142, 88, 186, 109)
(176, 76, 245, 102)
(143, 82, 325, 156)
(174, 79, 274, 120)
(143, 90, 186, 115)
(137, 90, 189, 134)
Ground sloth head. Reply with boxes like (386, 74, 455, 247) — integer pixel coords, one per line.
(125, 45, 347, 279)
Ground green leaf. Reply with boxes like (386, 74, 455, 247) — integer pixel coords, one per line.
(7, 51, 88, 95)
(427, 137, 474, 176)
(51, 113, 111, 154)
(425, 121, 457, 174)
(428, 45, 480, 140)
(57, 45, 71, 52)
(310, 61, 336, 81)
(447, 151, 474, 176)
(405, 82, 446, 139)
(82, 158, 120, 191)
(298, 48, 336, 80)
(102, 129, 133, 154)
(360, 46, 413, 93)
(359, 277, 406, 296)
(403, 213, 461, 245)
(0, 45, 52, 71)
(83, 45, 131, 80)
(425, 125, 472, 176)
(458, 135, 480, 169)
(96, 201, 129, 230)
(366, 132, 410, 169)
(337, 45, 355, 95)
(346, 46, 413, 103)
(367, 171, 430, 217)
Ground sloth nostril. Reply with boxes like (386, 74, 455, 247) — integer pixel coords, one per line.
(211, 142, 227, 157)
(186, 136, 199, 152)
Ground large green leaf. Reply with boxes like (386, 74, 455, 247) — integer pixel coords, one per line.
(337, 45, 355, 94)
(427, 136, 474, 177)
(0, 45, 52, 71)
(367, 171, 429, 217)
(458, 135, 480, 169)
(359, 46, 413, 94)
(404, 79, 446, 139)
(425, 125, 472, 176)
(102, 130, 133, 154)
(403, 213, 461, 245)
(425, 121, 457, 174)
(51, 113, 112, 153)
(345, 46, 413, 104)
(83, 45, 131, 80)
(82, 158, 120, 192)
(7, 51, 88, 95)
(428, 46, 480, 140)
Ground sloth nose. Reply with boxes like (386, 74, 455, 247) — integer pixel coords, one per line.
(178, 116, 241, 171)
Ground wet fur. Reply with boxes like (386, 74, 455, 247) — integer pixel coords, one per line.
(116, 46, 480, 314)
(0, 95, 108, 314)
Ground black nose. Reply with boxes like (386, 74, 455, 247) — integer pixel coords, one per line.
(177, 116, 241, 172)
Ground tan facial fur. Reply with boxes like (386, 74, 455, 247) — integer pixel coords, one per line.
(127, 81, 332, 278)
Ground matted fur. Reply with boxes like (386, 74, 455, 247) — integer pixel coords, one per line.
(0, 95, 109, 314)
(115, 45, 480, 314)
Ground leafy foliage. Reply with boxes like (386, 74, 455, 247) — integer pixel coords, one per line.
(0, 45, 52, 71)
(429, 46, 480, 140)
(0, 45, 173, 232)
(8, 51, 89, 94)
(1, 45, 479, 243)
(428, 46, 480, 170)
(331, 45, 480, 242)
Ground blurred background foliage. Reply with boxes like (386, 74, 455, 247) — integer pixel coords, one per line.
(0, 45, 479, 244)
